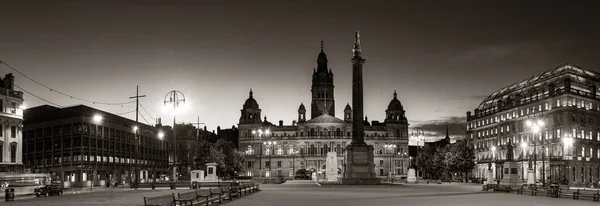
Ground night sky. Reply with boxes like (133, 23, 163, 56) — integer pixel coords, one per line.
(1, 1, 599, 143)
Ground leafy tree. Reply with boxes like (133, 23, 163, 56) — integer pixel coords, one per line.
(193, 139, 245, 177)
(445, 139, 475, 182)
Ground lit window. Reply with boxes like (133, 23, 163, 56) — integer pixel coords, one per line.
(557, 129, 561, 138)
(582, 147, 585, 157)
(573, 128, 577, 138)
(507, 126, 510, 132)
(539, 105, 542, 111)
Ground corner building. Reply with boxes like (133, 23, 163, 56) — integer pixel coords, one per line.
(467, 64, 600, 186)
(0, 73, 25, 172)
(238, 42, 410, 179)
(23, 105, 169, 187)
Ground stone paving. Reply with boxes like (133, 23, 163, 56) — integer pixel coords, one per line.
(3, 181, 600, 206)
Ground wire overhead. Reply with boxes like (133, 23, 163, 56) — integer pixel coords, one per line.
(0, 60, 135, 106)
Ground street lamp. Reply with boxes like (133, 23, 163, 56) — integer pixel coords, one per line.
(253, 128, 270, 179)
(152, 131, 165, 189)
(526, 119, 545, 185)
(133, 125, 139, 188)
(384, 144, 397, 180)
(491, 146, 497, 180)
(520, 142, 528, 181)
(562, 137, 574, 186)
(291, 148, 298, 181)
(93, 114, 103, 123)
(263, 141, 277, 180)
(163, 90, 186, 183)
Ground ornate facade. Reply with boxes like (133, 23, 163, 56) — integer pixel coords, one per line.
(467, 64, 600, 186)
(0, 73, 24, 172)
(238, 42, 409, 179)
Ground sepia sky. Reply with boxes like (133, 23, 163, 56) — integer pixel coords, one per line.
(1, 1, 599, 143)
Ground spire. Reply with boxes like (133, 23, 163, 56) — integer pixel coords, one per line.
(320, 40, 324, 52)
(393, 90, 397, 99)
(249, 89, 253, 98)
(317, 40, 328, 71)
(445, 124, 450, 139)
(352, 30, 362, 57)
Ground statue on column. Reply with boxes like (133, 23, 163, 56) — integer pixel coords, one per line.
(506, 139, 514, 161)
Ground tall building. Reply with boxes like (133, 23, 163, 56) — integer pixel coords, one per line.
(238, 41, 410, 179)
(0, 73, 25, 173)
(467, 64, 600, 186)
(23, 105, 169, 187)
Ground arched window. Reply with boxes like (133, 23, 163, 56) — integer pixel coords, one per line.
(310, 145, 316, 155)
(336, 144, 341, 155)
(336, 128, 341, 137)
(396, 129, 400, 137)
(322, 144, 329, 155)
(323, 129, 328, 137)
(310, 128, 315, 137)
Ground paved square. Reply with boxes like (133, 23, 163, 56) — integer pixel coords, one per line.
(3, 182, 600, 206)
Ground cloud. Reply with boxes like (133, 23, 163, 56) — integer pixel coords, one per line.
(409, 116, 467, 145)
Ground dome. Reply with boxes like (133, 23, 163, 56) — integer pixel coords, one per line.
(298, 103, 306, 110)
(243, 89, 259, 110)
(387, 90, 403, 110)
(344, 103, 352, 111)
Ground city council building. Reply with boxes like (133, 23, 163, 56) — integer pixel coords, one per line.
(0, 73, 25, 173)
(467, 64, 600, 186)
(238, 43, 410, 179)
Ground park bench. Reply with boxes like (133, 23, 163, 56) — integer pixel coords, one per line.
(210, 187, 232, 202)
(177, 190, 205, 206)
(249, 182, 260, 192)
(230, 183, 243, 198)
(517, 185, 534, 195)
(557, 187, 579, 199)
(143, 193, 177, 206)
(577, 189, 600, 202)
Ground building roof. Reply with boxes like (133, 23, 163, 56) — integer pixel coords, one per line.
(243, 89, 259, 110)
(477, 64, 600, 110)
(305, 114, 346, 124)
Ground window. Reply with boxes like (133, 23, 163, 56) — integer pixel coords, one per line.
(379, 160, 384, 165)
(10, 126, 16, 138)
(557, 129, 561, 138)
(0, 124, 2, 137)
(10, 144, 16, 162)
(10, 102, 16, 114)
(247, 161, 252, 169)
(582, 147, 585, 157)
(265, 161, 270, 168)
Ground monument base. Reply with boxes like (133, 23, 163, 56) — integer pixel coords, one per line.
(484, 169, 495, 184)
(526, 169, 535, 185)
(500, 161, 522, 186)
(407, 168, 417, 183)
(339, 143, 381, 185)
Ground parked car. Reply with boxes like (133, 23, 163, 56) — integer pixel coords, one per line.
(34, 185, 63, 197)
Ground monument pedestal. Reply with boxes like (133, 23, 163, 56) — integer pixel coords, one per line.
(339, 144, 381, 185)
(407, 168, 417, 183)
(500, 161, 522, 186)
(527, 169, 535, 185)
(485, 169, 494, 184)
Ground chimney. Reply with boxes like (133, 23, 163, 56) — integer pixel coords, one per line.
(4, 73, 14, 90)
(279, 120, 283, 126)
(292, 120, 297, 126)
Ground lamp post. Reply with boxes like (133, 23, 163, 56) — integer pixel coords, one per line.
(491, 146, 497, 180)
(133, 125, 140, 188)
(90, 114, 102, 191)
(413, 128, 424, 180)
(263, 141, 277, 180)
(291, 149, 298, 181)
(163, 90, 186, 183)
(152, 131, 165, 189)
(384, 144, 397, 179)
(526, 119, 545, 185)
(520, 142, 528, 181)
(253, 129, 270, 179)
(562, 137, 574, 186)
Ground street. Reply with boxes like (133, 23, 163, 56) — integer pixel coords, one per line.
(3, 182, 600, 206)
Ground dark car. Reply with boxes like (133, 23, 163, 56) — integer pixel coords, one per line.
(34, 185, 63, 197)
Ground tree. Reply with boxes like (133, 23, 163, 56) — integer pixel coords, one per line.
(193, 139, 245, 178)
(446, 140, 475, 182)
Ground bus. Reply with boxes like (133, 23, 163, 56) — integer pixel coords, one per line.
(0, 173, 51, 188)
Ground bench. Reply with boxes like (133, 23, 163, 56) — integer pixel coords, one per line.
(546, 187, 559, 197)
(248, 182, 260, 192)
(557, 187, 579, 199)
(178, 190, 206, 206)
(577, 189, 600, 202)
(144, 193, 176, 206)
(210, 187, 231, 202)
(517, 185, 537, 196)
(230, 183, 243, 198)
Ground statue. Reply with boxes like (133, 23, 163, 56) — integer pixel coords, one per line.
(506, 139, 514, 161)
(487, 162, 492, 170)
